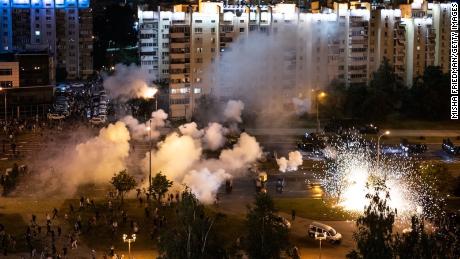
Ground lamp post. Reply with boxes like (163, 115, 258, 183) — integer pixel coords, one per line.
(122, 233, 136, 259)
(145, 87, 158, 198)
(0, 87, 6, 122)
(147, 120, 152, 198)
(315, 232, 327, 259)
(315, 90, 327, 133)
(377, 130, 390, 173)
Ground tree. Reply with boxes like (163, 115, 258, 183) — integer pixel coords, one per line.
(150, 172, 173, 203)
(347, 184, 396, 259)
(396, 216, 436, 259)
(110, 169, 136, 205)
(403, 66, 450, 120)
(158, 190, 225, 259)
(245, 193, 290, 259)
(362, 58, 406, 120)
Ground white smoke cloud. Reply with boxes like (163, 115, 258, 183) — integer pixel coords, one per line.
(149, 132, 202, 183)
(121, 109, 168, 140)
(276, 151, 303, 173)
(103, 63, 157, 100)
(143, 131, 262, 204)
(24, 122, 132, 196)
(218, 132, 262, 172)
(182, 168, 230, 204)
(223, 100, 244, 123)
(292, 97, 311, 115)
(179, 122, 204, 139)
(203, 122, 227, 151)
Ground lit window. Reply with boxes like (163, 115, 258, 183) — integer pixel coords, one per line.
(35, 30, 40, 36)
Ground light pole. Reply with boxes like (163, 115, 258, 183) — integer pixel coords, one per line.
(315, 232, 327, 259)
(145, 87, 158, 198)
(377, 130, 390, 173)
(314, 90, 327, 133)
(122, 233, 136, 259)
(0, 87, 6, 122)
(147, 120, 152, 198)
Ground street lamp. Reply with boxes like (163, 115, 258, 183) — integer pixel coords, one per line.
(145, 87, 158, 199)
(377, 130, 390, 173)
(314, 90, 327, 133)
(315, 232, 327, 259)
(122, 233, 136, 259)
(0, 87, 6, 122)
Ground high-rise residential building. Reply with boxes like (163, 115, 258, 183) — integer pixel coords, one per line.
(0, 0, 93, 80)
(138, 0, 452, 120)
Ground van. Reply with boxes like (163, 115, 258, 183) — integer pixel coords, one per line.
(308, 222, 342, 244)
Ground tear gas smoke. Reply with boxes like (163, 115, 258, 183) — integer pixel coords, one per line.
(207, 26, 335, 123)
(143, 130, 262, 204)
(203, 122, 227, 151)
(218, 132, 262, 172)
(276, 151, 303, 172)
(121, 109, 168, 140)
(182, 168, 230, 204)
(179, 122, 204, 139)
(178, 122, 228, 151)
(292, 97, 311, 115)
(223, 100, 245, 123)
(23, 122, 131, 196)
(103, 63, 157, 100)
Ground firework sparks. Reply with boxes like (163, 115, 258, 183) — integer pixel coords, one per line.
(317, 136, 441, 219)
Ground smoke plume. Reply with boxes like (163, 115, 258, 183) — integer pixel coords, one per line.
(203, 122, 227, 151)
(103, 63, 156, 100)
(121, 109, 168, 140)
(292, 97, 311, 115)
(179, 122, 204, 139)
(23, 122, 131, 196)
(223, 100, 244, 123)
(182, 168, 230, 204)
(143, 130, 262, 204)
(276, 151, 303, 172)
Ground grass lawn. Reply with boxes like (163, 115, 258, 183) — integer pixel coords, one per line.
(274, 198, 356, 221)
(0, 197, 67, 252)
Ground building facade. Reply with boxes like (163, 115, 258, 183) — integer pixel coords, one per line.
(0, 61, 19, 88)
(0, 0, 93, 80)
(138, 0, 452, 120)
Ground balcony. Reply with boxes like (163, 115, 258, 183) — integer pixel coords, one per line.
(170, 63, 187, 69)
(170, 42, 188, 49)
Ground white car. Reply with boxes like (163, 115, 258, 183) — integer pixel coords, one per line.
(308, 222, 342, 244)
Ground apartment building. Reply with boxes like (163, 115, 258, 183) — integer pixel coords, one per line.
(138, 0, 452, 120)
(0, 61, 19, 88)
(0, 0, 93, 80)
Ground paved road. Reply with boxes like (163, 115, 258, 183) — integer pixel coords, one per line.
(247, 128, 460, 137)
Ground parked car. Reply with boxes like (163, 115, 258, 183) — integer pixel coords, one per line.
(400, 138, 427, 154)
(359, 123, 379, 134)
(90, 116, 106, 125)
(308, 222, 342, 244)
(442, 138, 460, 155)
